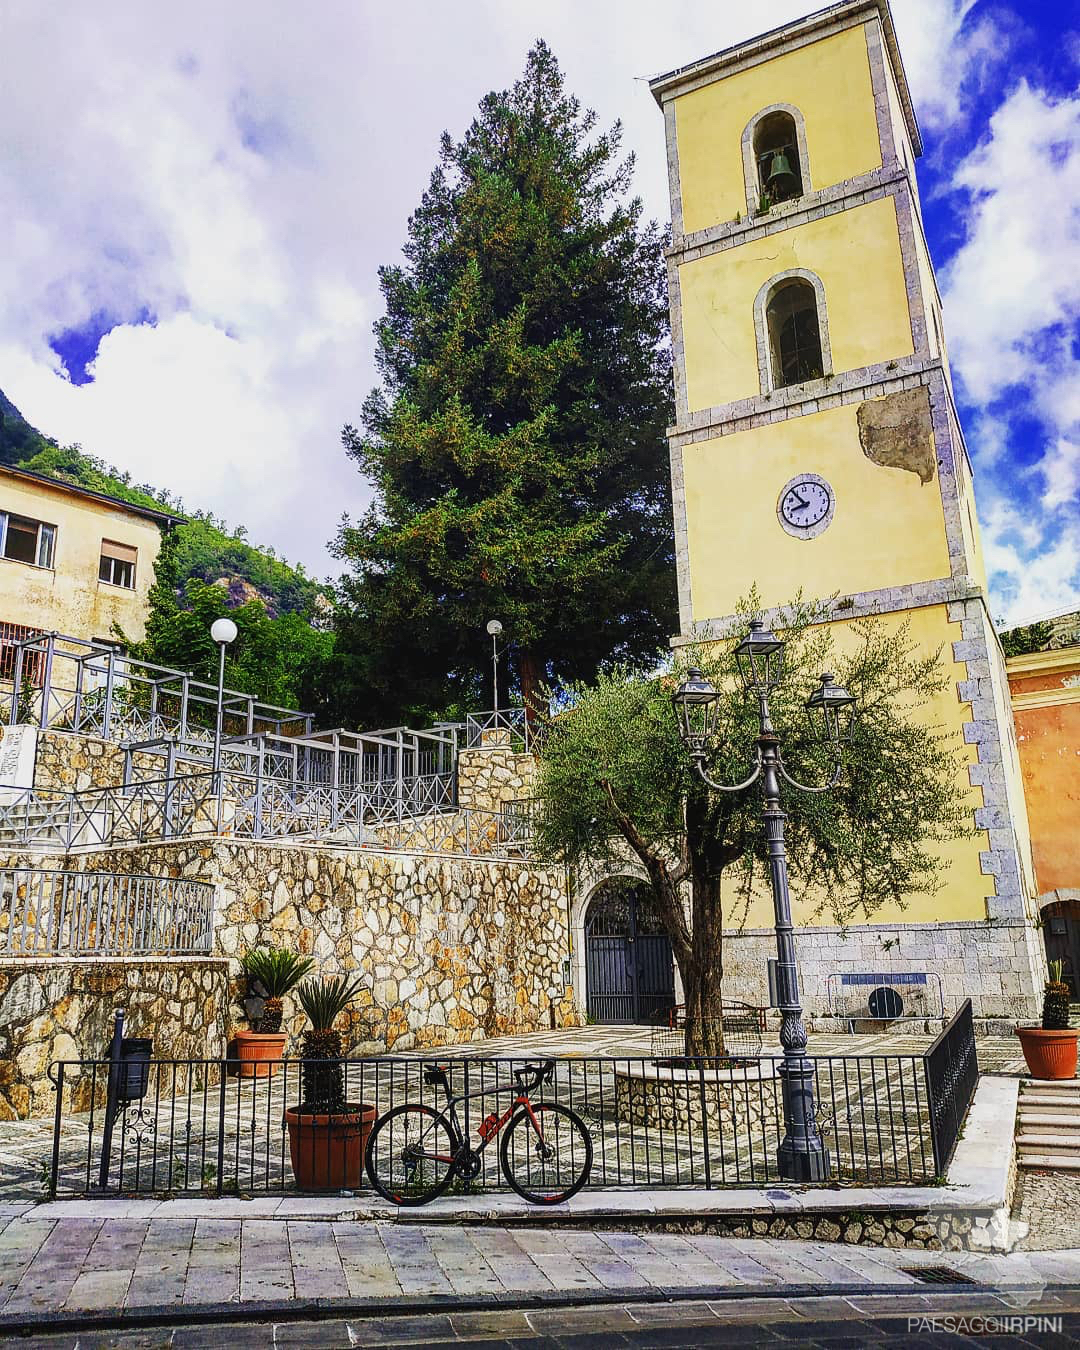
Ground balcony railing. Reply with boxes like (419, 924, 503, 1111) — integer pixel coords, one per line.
(0, 867, 215, 956)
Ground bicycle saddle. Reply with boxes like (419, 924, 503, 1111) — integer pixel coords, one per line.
(422, 1064, 450, 1087)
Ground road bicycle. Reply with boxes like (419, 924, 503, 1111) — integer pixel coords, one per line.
(365, 1058, 593, 1206)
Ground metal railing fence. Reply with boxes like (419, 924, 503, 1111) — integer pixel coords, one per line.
(924, 999, 979, 1174)
(0, 868, 214, 956)
(466, 709, 542, 753)
(0, 773, 533, 858)
(44, 1043, 972, 1198)
(1, 632, 311, 741)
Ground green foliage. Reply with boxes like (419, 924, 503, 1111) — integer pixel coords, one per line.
(125, 575, 333, 713)
(297, 973, 366, 1032)
(1000, 620, 1055, 658)
(241, 948, 316, 999)
(330, 40, 675, 726)
(533, 593, 973, 1035)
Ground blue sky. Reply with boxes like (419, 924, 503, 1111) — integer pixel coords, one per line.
(1, 0, 1077, 625)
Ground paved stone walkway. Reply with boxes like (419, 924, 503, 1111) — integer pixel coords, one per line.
(1014, 1171, 1080, 1251)
(0, 1212, 1077, 1328)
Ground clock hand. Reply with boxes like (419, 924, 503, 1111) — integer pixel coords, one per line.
(791, 491, 809, 511)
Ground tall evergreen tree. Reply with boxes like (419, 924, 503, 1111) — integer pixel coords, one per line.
(331, 41, 675, 724)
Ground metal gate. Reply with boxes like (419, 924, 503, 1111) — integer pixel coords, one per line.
(585, 879, 675, 1024)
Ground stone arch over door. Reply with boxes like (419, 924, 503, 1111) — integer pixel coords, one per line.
(580, 876, 676, 1024)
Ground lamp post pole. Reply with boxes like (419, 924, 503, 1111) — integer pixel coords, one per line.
(209, 618, 238, 800)
(757, 719, 824, 1181)
(485, 619, 503, 714)
(672, 622, 855, 1184)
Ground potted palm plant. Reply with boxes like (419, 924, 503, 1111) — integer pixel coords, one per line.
(235, 948, 315, 1078)
(1016, 959, 1078, 1080)
(284, 973, 376, 1190)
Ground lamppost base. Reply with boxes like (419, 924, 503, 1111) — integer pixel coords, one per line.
(777, 1139, 831, 1183)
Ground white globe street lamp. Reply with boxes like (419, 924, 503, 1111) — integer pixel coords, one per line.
(485, 619, 503, 712)
(211, 617, 239, 791)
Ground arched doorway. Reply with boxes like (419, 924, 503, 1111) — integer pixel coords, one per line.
(1042, 897, 1080, 996)
(584, 878, 675, 1024)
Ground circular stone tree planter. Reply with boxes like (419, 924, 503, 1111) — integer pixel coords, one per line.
(614, 1059, 783, 1140)
(1015, 1027, 1079, 1080)
(285, 1104, 377, 1191)
(233, 1030, 288, 1079)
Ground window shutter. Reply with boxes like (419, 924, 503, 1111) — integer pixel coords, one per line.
(101, 540, 138, 564)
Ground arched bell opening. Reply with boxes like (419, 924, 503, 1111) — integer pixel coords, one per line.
(753, 110, 803, 206)
(583, 877, 675, 1025)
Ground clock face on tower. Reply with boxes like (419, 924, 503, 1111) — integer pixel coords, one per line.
(777, 473, 835, 539)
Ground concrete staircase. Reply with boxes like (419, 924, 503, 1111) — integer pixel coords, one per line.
(1017, 1078, 1080, 1170)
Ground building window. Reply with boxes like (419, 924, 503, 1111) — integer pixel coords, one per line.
(99, 540, 137, 589)
(767, 280, 824, 386)
(0, 512, 55, 569)
(753, 110, 803, 206)
(0, 621, 44, 683)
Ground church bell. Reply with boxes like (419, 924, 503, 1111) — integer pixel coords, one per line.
(765, 149, 799, 199)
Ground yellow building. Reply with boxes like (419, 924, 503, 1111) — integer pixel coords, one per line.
(0, 464, 175, 657)
(650, 0, 1043, 1020)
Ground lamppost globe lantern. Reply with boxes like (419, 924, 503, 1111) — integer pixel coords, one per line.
(733, 619, 785, 693)
(210, 617, 238, 646)
(671, 667, 719, 754)
(485, 619, 503, 637)
(805, 672, 857, 750)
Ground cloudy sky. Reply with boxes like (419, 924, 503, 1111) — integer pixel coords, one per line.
(1, 1, 1077, 625)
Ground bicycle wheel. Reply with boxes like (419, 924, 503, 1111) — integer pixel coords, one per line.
(365, 1104, 457, 1206)
(499, 1101, 593, 1204)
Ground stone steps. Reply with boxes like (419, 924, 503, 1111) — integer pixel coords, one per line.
(1017, 1079, 1080, 1169)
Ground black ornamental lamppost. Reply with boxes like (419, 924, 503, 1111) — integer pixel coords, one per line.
(671, 619, 856, 1182)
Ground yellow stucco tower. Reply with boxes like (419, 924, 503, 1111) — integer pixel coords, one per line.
(651, 0, 1044, 1021)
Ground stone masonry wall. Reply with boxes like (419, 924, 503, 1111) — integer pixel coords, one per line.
(33, 730, 127, 793)
(455, 740, 536, 814)
(85, 839, 578, 1054)
(721, 918, 1041, 1025)
(0, 956, 229, 1120)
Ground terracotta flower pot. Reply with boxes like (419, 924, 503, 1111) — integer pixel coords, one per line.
(1015, 1026, 1079, 1080)
(233, 1030, 287, 1079)
(285, 1104, 376, 1191)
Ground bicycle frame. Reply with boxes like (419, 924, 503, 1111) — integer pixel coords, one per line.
(432, 1075, 547, 1158)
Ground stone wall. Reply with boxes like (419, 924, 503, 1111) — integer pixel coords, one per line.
(33, 730, 126, 793)
(86, 838, 578, 1054)
(0, 956, 229, 1120)
(721, 918, 1042, 1024)
(455, 741, 536, 814)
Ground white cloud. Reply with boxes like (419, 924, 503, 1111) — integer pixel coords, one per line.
(1, 0, 789, 573)
(939, 78, 1080, 621)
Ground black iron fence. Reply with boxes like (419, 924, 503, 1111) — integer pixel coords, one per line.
(925, 999, 979, 1175)
(44, 1031, 979, 1199)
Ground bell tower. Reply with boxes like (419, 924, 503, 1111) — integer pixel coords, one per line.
(651, 0, 1043, 1019)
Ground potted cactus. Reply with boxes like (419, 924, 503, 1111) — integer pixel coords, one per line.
(235, 948, 314, 1078)
(284, 973, 376, 1190)
(1016, 960, 1078, 1080)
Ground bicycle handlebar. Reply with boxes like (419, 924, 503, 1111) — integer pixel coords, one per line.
(512, 1060, 554, 1092)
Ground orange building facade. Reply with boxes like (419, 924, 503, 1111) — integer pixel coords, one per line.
(1008, 646, 1080, 991)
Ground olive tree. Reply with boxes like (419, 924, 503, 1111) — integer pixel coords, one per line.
(532, 596, 972, 1055)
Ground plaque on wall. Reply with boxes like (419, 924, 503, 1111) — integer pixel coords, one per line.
(0, 725, 36, 803)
